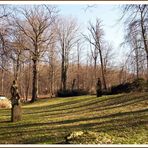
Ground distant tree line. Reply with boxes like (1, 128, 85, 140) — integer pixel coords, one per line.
(0, 4, 147, 101)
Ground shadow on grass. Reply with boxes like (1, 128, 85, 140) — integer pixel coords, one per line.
(1, 113, 147, 144)
(0, 93, 148, 144)
(94, 95, 148, 112)
(1, 108, 147, 129)
(23, 95, 123, 115)
(1, 94, 147, 125)
(23, 96, 97, 114)
(23, 94, 148, 119)
(0, 120, 11, 123)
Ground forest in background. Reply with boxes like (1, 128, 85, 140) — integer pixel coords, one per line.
(0, 4, 147, 102)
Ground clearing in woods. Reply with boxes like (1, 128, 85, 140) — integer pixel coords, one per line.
(0, 92, 147, 144)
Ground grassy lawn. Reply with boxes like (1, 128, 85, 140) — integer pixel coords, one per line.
(0, 92, 148, 144)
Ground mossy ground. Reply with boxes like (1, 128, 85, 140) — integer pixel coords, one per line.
(0, 92, 147, 144)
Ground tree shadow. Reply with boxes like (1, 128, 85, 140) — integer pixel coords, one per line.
(0, 93, 148, 144)
(93, 95, 148, 112)
(2, 112, 147, 144)
(23, 96, 97, 114)
(23, 95, 125, 116)
(0, 120, 11, 123)
(31, 94, 147, 118)
(1, 107, 147, 130)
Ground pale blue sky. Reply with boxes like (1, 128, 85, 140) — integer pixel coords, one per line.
(57, 4, 125, 65)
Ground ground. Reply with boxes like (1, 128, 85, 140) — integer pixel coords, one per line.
(0, 92, 147, 144)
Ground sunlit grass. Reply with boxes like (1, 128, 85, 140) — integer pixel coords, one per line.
(0, 92, 147, 144)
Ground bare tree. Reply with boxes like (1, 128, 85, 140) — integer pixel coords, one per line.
(0, 5, 11, 94)
(126, 22, 145, 79)
(84, 18, 107, 90)
(10, 31, 28, 81)
(121, 4, 148, 79)
(57, 17, 79, 91)
(75, 38, 84, 90)
(46, 30, 57, 96)
(12, 5, 58, 102)
(102, 42, 114, 88)
(0, 29, 9, 94)
(89, 40, 99, 87)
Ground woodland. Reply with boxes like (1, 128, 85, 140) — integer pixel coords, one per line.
(0, 4, 147, 144)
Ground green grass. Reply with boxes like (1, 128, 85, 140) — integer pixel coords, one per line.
(0, 92, 148, 144)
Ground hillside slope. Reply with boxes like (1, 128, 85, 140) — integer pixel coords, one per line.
(0, 93, 147, 144)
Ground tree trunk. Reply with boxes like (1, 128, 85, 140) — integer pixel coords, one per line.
(25, 81, 30, 101)
(31, 59, 38, 102)
(25, 62, 31, 101)
(146, 55, 148, 81)
(61, 46, 64, 90)
(94, 57, 97, 88)
(15, 55, 20, 81)
(50, 67, 54, 95)
(1, 69, 4, 94)
(77, 50, 80, 90)
(48, 64, 54, 96)
(62, 68, 67, 91)
(135, 48, 139, 79)
(61, 53, 64, 90)
(99, 50, 107, 90)
(94, 57, 97, 80)
(77, 72, 80, 90)
(61, 46, 67, 91)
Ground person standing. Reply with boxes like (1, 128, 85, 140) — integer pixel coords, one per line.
(96, 78, 102, 97)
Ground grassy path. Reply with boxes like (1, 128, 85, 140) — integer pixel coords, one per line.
(0, 93, 148, 144)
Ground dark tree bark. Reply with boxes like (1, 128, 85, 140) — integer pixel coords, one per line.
(98, 48, 107, 90)
(31, 59, 38, 102)
(25, 62, 31, 101)
(61, 45, 68, 91)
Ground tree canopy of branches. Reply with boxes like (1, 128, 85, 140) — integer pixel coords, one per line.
(57, 17, 79, 91)
(84, 18, 107, 90)
(0, 4, 147, 102)
(12, 5, 58, 102)
(121, 4, 148, 80)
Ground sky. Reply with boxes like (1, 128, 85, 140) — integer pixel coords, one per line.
(57, 4, 125, 65)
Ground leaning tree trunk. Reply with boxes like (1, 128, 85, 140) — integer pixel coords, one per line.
(94, 57, 97, 88)
(31, 59, 38, 103)
(99, 50, 107, 90)
(135, 48, 139, 79)
(146, 55, 148, 81)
